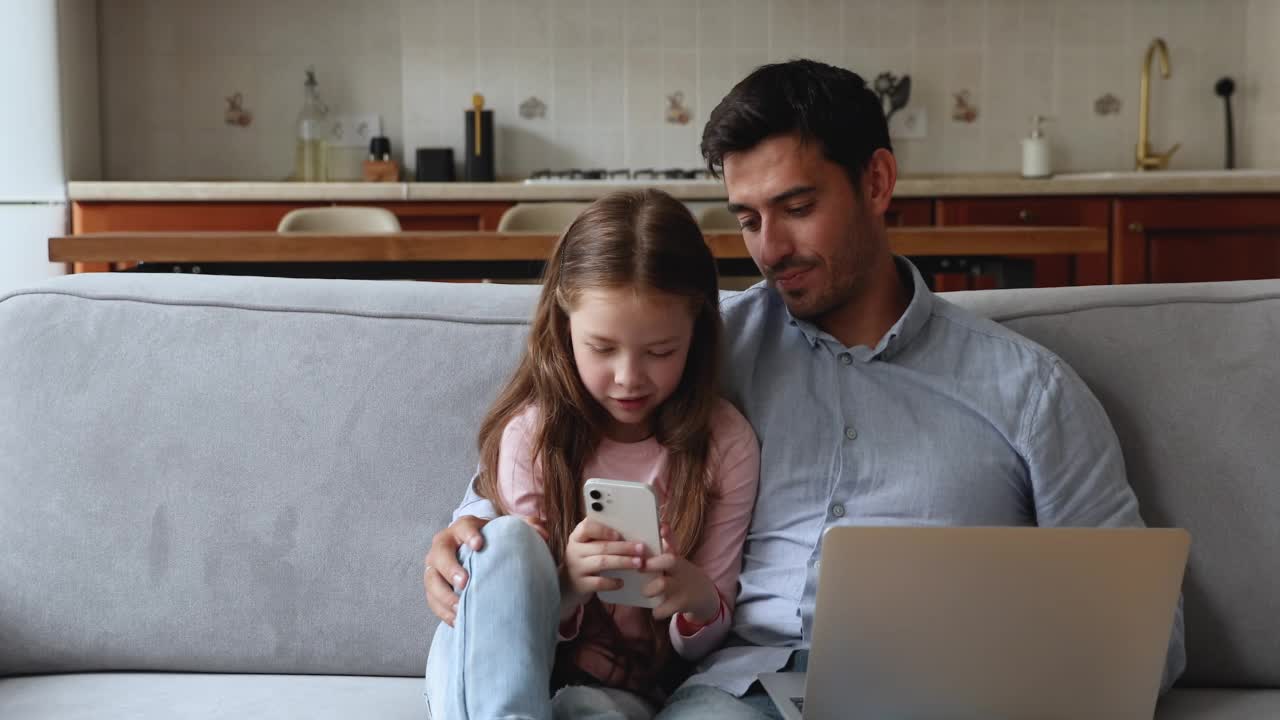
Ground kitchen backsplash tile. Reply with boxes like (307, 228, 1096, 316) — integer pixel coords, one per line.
(733, 0, 772, 48)
(661, 0, 700, 49)
(768, 0, 808, 50)
(625, 2, 663, 50)
(806, 0, 844, 48)
(98, 0, 1278, 180)
(698, 0, 736, 50)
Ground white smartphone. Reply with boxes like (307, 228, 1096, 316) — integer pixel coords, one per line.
(582, 478, 664, 609)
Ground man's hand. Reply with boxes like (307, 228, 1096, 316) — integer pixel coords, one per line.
(424, 515, 551, 627)
(423, 516, 489, 627)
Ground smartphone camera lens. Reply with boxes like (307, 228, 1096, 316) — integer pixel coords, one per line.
(589, 490, 602, 500)
(591, 502, 604, 512)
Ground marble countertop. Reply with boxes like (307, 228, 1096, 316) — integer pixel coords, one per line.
(67, 170, 1280, 202)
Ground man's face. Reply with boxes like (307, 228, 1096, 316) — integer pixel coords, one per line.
(723, 133, 885, 321)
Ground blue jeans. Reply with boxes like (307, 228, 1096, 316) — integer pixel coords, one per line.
(424, 516, 654, 719)
(654, 684, 781, 720)
(653, 649, 809, 720)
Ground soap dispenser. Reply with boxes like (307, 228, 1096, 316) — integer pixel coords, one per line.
(1021, 115, 1052, 178)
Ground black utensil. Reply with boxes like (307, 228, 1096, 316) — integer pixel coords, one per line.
(1214, 76, 1236, 170)
(873, 72, 913, 124)
(888, 76, 912, 122)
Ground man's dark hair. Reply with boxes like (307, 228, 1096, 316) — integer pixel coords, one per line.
(700, 59, 892, 185)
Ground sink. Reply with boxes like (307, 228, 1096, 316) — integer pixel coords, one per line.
(1054, 169, 1278, 181)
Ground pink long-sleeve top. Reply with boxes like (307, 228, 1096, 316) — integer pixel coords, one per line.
(495, 399, 760, 690)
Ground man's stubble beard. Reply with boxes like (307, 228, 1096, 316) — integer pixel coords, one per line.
(776, 214, 880, 324)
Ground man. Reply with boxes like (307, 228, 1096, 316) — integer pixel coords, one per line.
(424, 60, 1185, 719)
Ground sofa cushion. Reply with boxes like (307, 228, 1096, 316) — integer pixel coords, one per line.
(951, 280, 1280, 687)
(0, 672, 425, 720)
(1156, 688, 1280, 719)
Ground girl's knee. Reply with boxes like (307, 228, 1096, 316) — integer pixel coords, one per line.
(482, 514, 543, 549)
(464, 515, 557, 590)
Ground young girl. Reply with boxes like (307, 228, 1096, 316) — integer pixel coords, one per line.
(425, 189, 759, 719)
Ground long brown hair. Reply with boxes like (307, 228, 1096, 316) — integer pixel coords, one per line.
(474, 189, 723, 692)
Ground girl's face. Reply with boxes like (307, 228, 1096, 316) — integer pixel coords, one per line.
(567, 287, 696, 443)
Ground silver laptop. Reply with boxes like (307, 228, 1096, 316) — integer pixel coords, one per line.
(760, 526, 1189, 720)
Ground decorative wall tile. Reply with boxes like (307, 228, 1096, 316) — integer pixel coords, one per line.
(518, 96, 546, 120)
(951, 90, 979, 123)
(1094, 93, 1123, 115)
(224, 92, 253, 127)
(665, 91, 692, 125)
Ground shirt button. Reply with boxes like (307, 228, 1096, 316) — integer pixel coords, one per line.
(844, 426, 858, 440)
(831, 503, 846, 518)
(839, 353, 853, 365)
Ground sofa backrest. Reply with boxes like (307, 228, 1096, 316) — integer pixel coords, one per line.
(0, 274, 537, 678)
(951, 280, 1280, 688)
(2, 274, 1278, 686)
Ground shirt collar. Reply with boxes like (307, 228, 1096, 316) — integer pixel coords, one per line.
(786, 256, 934, 361)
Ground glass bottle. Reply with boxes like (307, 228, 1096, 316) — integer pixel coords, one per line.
(294, 68, 330, 182)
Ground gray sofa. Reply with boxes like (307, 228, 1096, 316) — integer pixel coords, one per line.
(2, 272, 1278, 719)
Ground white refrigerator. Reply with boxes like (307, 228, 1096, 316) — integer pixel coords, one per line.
(0, 2, 72, 294)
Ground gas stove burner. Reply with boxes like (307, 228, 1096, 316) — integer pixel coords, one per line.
(633, 168, 713, 180)
(524, 167, 716, 184)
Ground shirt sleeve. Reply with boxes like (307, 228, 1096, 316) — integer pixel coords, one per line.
(494, 410, 544, 520)
(669, 403, 761, 661)
(451, 470, 498, 523)
(1023, 359, 1186, 693)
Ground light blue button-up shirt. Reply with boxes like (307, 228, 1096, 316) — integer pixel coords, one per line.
(452, 257, 1185, 696)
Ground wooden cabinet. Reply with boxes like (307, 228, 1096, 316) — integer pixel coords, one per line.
(935, 197, 1111, 287)
(1112, 196, 1280, 284)
(886, 198, 934, 227)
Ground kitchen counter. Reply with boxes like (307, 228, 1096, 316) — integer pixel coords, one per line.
(66, 170, 1280, 202)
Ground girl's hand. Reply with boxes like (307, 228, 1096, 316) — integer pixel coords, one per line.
(642, 539, 720, 624)
(561, 517, 647, 611)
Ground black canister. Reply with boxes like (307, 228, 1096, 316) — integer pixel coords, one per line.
(464, 109, 495, 182)
(415, 148, 456, 181)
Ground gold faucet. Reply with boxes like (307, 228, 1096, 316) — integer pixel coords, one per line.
(1136, 38, 1181, 171)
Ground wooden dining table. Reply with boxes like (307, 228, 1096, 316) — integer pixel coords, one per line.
(51, 226, 1106, 272)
